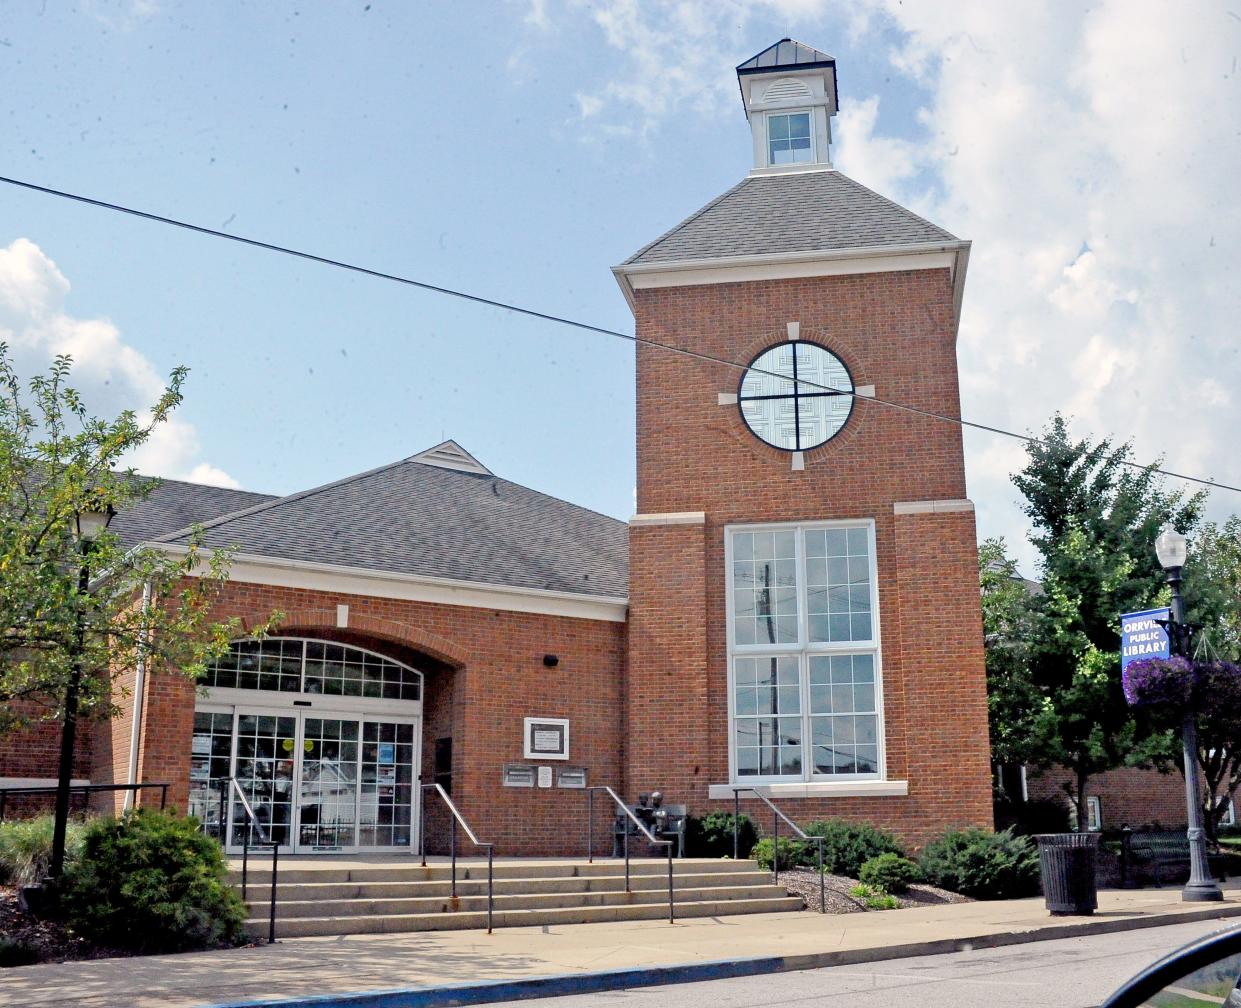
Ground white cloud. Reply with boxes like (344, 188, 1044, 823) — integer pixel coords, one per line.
(0, 237, 241, 489)
(520, 0, 1241, 575)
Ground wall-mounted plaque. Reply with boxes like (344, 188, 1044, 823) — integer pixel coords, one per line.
(537, 766, 553, 788)
(523, 717, 569, 761)
(502, 763, 536, 788)
(556, 767, 587, 789)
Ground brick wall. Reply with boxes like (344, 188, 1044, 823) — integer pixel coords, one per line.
(92, 580, 627, 855)
(1026, 765, 1191, 830)
(626, 269, 994, 849)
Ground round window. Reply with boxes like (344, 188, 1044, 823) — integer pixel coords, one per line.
(738, 341, 854, 451)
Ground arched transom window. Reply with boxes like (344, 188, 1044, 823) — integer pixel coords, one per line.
(204, 637, 422, 702)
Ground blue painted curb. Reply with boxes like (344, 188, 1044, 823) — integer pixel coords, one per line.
(207, 955, 786, 1008)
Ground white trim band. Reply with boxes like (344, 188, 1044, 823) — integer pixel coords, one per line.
(152, 544, 629, 623)
(630, 512, 707, 527)
(0, 777, 91, 788)
(709, 780, 909, 800)
(893, 499, 975, 515)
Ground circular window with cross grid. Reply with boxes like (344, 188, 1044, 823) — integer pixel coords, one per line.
(738, 341, 854, 451)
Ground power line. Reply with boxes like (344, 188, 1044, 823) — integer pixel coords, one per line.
(2, 173, 1236, 496)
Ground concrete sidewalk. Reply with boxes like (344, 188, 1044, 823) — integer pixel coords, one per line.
(5, 886, 1241, 1008)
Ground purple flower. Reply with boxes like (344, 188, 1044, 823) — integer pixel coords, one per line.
(1122, 655, 1196, 708)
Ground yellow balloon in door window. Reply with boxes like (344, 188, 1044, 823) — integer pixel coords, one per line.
(281, 738, 294, 752)
(304, 739, 315, 753)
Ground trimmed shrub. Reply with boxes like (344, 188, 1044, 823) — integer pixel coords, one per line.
(686, 812, 758, 858)
(751, 837, 806, 871)
(0, 937, 40, 968)
(858, 853, 922, 894)
(918, 827, 1040, 900)
(800, 819, 904, 877)
(62, 809, 246, 952)
(0, 815, 85, 887)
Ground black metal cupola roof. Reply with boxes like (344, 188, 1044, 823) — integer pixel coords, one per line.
(736, 38, 836, 76)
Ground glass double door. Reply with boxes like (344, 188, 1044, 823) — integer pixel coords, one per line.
(191, 706, 419, 853)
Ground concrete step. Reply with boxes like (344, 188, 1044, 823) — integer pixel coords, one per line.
(231, 858, 762, 887)
(246, 895, 805, 938)
(247, 869, 770, 902)
(247, 883, 786, 919)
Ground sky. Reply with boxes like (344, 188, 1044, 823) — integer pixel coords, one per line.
(1, 0, 1238, 576)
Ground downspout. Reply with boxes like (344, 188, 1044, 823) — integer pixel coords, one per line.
(122, 580, 153, 812)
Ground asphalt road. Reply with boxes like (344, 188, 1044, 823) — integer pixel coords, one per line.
(487, 918, 1241, 1008)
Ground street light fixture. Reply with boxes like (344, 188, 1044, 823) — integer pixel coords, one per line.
(1155, 524, 1223, 903)
(46, 501, 116, 885)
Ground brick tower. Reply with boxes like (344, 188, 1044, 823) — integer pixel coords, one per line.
(614, 40, 993, 846)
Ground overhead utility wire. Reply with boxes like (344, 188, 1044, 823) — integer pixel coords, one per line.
(2, 173, 1236, 496)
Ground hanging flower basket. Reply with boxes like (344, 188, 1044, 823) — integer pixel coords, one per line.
(1124, 656, 1241, 712)
(1122, 655, 1196, 709)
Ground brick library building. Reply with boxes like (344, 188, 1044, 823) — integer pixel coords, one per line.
(1, 41, 998, 856)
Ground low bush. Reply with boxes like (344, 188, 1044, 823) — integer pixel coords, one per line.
(751, 836, 806, 871)
(0, 815, 85, 887)
(0, 937, 40, 968)
(62, 809, 246, 953)
(858, 853, 922, 894)
(685, 812, 758, 858)
(801, 819, 904, 877)
(848, 883, 899, 910)
(918, 827, 1040, 900)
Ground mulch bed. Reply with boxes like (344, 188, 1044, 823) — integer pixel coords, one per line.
(774, 867, 972, 913)
(0, 885, 129, 966)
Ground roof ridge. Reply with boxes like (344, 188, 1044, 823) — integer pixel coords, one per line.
(488, 473, 628, 531)
(821, 169, 957, 242)
(621, 177, 753, 266)
(151, 454, 418, 545)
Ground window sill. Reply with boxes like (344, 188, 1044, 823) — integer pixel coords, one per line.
(708, 780, 909, 800)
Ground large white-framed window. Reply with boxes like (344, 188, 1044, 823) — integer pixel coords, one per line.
(726, 520, 884, 783)
(766, 110, 813, 166)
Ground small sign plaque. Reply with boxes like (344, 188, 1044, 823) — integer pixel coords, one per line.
(523, 717, 570, 760)
(537, 766, 553, 788)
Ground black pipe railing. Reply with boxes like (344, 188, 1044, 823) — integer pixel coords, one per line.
(585, 785, 675, 923)
(218, 778, 279, 944)
(0, 781, 168, 822)
(731, 786, 826, 913)
(418, 782, 494, 934)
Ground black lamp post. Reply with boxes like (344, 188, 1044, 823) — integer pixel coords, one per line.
(1154, 525, 1223, 903)
(46, 503, 115, 884)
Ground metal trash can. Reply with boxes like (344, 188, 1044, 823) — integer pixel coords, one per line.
(1036, 833, 1099, 915)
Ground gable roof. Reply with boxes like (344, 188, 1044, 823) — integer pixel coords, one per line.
(155, 450, 630, 600)
(621, 170, 959, 267)
(736, 38, 835, 75)
(111, 477, 276, 551)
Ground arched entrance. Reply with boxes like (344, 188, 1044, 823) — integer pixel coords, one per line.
(188, 636, 425, 854)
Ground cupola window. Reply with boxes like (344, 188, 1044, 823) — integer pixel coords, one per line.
(767, 112, 813, 166)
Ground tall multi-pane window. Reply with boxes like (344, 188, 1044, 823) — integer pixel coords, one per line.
(767, 111, 813, 165)
(727, 522, 882, 782)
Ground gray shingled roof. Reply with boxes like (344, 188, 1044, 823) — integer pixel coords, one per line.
(736, 39, 834, 74)
(623, 171, 958, 266)
(157, 454, 630, 600)
(111, 478, 276, 550)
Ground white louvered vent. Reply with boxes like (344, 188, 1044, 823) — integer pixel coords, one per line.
(410, 440, 493, 475)
(763, 77, 813, 103)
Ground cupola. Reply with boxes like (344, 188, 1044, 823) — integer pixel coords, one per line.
(736, 38, 838, 174)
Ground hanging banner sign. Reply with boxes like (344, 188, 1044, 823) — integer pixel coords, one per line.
(1120, 607, 1171, 670)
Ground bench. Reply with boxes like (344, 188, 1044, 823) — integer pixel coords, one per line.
(1121, 829, 1226, 887)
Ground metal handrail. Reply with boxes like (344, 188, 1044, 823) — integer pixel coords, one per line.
(218, 778, 279, 944)
(0, 781, 168, 822)
(586, 785, 675, 923)
(731, 786, 826, 914)
(418, 782, 494, 934)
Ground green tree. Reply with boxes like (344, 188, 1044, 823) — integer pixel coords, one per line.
(1010, 415, 1203, 831)
(1182, 519, 1241, 840)
(0, 346, 266, 736)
